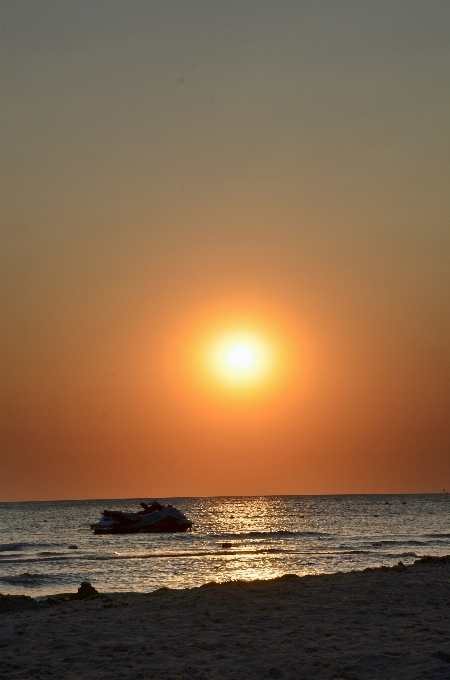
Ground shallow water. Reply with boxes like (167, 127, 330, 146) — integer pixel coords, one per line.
(0, 494, 448, 596)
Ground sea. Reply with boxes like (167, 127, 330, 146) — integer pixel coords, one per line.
(1, 495, 449, 598)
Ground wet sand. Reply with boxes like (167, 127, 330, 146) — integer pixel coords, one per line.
(1, 556, 449, 679)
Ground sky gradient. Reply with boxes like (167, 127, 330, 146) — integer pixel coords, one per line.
(1, 1, 449, 501)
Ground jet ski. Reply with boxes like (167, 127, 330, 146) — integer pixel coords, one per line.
(90, 501, 192, 534)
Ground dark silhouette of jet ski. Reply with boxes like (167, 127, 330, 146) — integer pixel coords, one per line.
(90, 501, 192, 534)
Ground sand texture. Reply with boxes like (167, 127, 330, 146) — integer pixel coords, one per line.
(1, 557, 449, 679)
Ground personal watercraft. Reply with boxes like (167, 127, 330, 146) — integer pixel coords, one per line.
(90, 501, 192, 534)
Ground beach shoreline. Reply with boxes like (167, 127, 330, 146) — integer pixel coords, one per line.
(1, 555, 449, 679)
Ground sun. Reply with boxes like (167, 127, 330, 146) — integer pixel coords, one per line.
(205, 330, 274, 388)
(163, 303, 303, 406)
(227, 344, 255, 370)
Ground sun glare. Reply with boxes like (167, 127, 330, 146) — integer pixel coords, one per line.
(166, 303, 301, 406)
(228, 345, 254, 370)
(206, 330, 274, 388)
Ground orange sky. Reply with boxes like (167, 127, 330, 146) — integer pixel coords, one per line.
(1, 1, 449, 500)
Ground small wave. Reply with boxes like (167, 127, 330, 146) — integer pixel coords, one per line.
(0, 541, 63, 553)
(0, 556, 71, 565)
(377, 540, 427, 546)
(0, 542, 29, 552)
(212, 530, 324, 539)
(87, 547, 299, 561)
(0, 572, 47, 586)
(406, 540, 430, 546)
(382, 552, 420, 560)
(423, 533, 450, 539)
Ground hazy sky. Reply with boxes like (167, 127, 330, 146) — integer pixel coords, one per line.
(1, 1, 449, 501)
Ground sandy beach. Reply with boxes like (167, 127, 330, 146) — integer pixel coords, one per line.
(1, 556, 449, 680)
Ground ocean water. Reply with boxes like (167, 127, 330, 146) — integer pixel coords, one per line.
(0, 495, 449, 597)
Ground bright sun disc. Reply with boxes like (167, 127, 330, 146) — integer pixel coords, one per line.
(167, 305, 301, 402)
(228, 345, 254, 370)
(205, 330, 274, 388)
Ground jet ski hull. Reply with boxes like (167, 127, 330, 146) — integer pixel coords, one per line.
(90, 504, 192, 534)
(91, 519, 192, 534)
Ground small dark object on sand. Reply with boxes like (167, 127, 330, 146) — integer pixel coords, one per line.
(68, 544, 78, 549)
(48, 582, 101, 605)
(222, 542, 232, 549)
(76, 582, 99, 599)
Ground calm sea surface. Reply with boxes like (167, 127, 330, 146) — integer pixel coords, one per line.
(1, 495, 449, 597)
